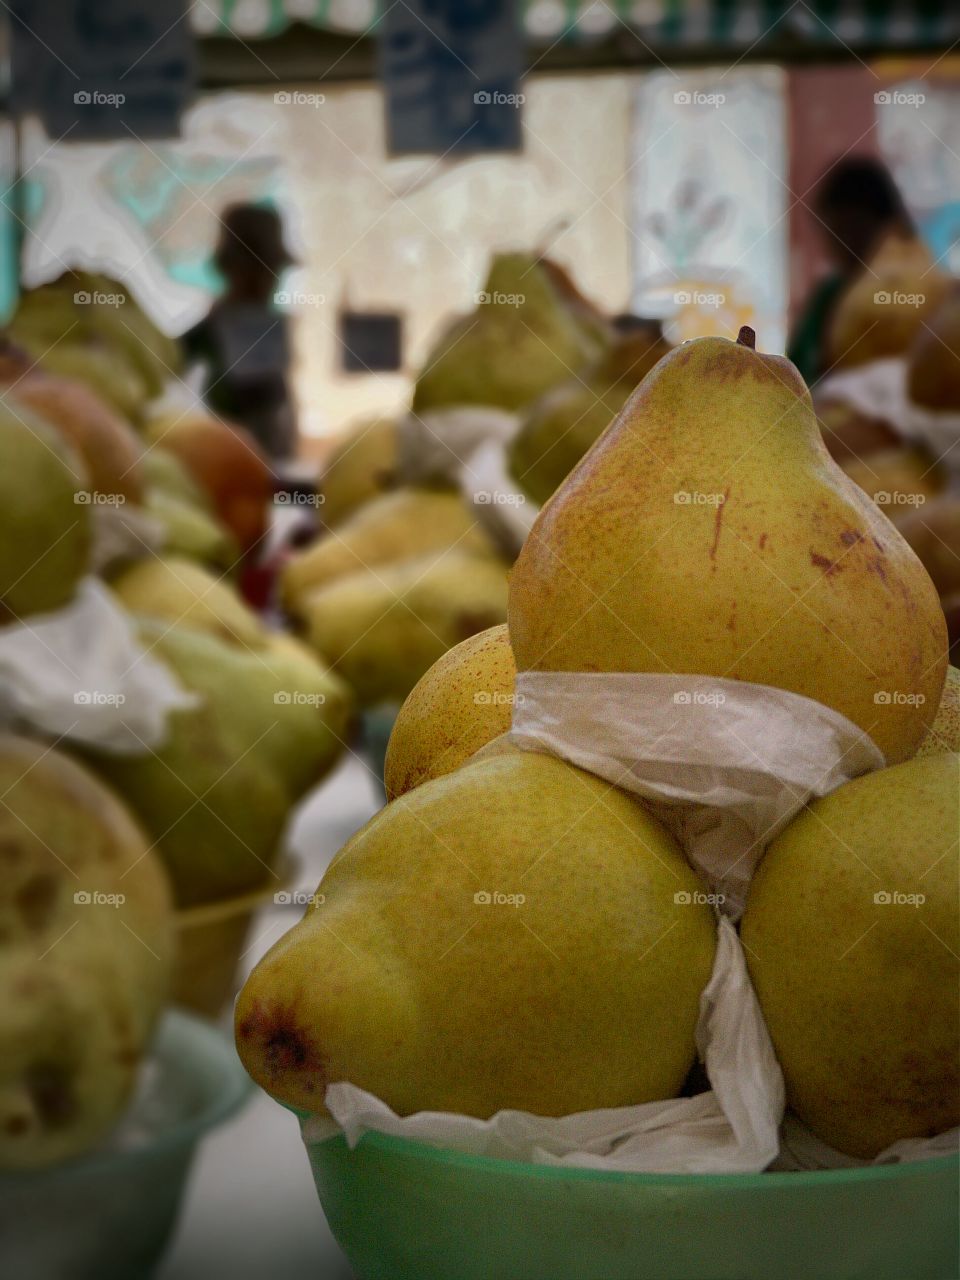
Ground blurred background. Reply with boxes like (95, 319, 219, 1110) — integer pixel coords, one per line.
(1, 4, 959, 1278)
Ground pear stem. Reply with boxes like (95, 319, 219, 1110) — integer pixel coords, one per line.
(737, 326, 756, 350)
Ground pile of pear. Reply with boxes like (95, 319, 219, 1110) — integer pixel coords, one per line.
(238, 330, 958, 1162)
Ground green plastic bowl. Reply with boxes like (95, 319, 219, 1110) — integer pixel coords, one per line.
(0, 1009, 251, 1280)
(307, 1130, 959, 1280)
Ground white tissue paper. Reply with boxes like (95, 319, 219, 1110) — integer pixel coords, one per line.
(460, 438, 539, 557)
(89, 502, 165, 573)
(398, 406, 519, 487)
(0, 577, 196, 751)
(307, 670, 956, 1174)
(816, 357, 960, 486)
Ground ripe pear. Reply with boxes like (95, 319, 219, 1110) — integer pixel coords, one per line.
(236, 749, 716, 1118)
(510, 325, 672, 506)
(282, 489, 496, 617)
(320, 416, 398, 527)
(827, 234, 952, 369)
(26, 340, 148, 421)
(896, 496, 960, 597)
(815, 397, 899, 463)
(907, 283, 960, 411)
(0, 736, 173, 1168)
(144, 489, 239, 572)
(384, 624, 516, 799)
(509, 330, 947, 764)
(141, 448, 212, 511)
(0, 399, 91, 622)
(917, 666, 960, 757)
(84, 622, 352, 905)
(303, 552, 509, 707)
(412, 253, 600, 413)
(742, 754, 959, 1158)
(840, 447, 944, 522)
(110, 556, 265, 650)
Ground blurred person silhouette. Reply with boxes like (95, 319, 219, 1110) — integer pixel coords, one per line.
(787, 157, 914, 385)
(183, 203, 298, 461)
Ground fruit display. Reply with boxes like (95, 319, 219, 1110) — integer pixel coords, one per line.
(839, 446, 945, 518)
(319, 415, 399, 526)
(383, 624, 516, 799)
(508, 329, 946, 763)
(0, 398, 91, 621)
(0, 736, 173, 1169)
(908, 282, 960, 411)
(109, 556, 265, 648)
(509, 323, 671, 506)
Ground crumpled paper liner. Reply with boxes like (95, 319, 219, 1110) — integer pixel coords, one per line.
(303, 671, 957, 1174)
(0, 577, 195, 751)
(459, 438, 539, 558)
(397, 406, 519, 488)
(817, 357, 960, 486)
(90, 502, 165, 573)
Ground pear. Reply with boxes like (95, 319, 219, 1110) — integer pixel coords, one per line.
(537, 254, 614, 355)
(827, 234, 952, 369)
(110, 556, 265, 650)
(908, 283, 960, 411)
(412, 254, 600, 413)
(141, 448, 212, 511)
(509, 325, 672, 506)
(896, 496, 960, 598)
(0, 399, 91, 622)
(840, 447, 944, 521)
(384, 624, 516, 799)
(303, 552, 509, 707)
(814, 397, 899, 463)
(917, 666, 960, 757)
(742, 754, 959, 1157)
(282, 489, 497, 618)
(144, 490, 240, 572)
(509, 329, 947, 764)
(0, 736, 173, 1168)
(236, 749, 716, 1118)
(84, 622, 352, 905)
(320, 416, 398, 527)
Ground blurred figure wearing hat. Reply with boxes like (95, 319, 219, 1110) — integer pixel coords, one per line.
(183, 203, 298, 461)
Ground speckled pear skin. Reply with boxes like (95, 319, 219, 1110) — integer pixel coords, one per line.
(742, 754, 960, 1158)
(509, 332, 947, 763)
(917, 666, 960, 757)
(236, 750, 716, 1120)
(383, 625, 516, 799)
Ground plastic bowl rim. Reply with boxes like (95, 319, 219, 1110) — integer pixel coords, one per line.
(313, 1126, 958, 1190)
(0, 1008, 251, 1183)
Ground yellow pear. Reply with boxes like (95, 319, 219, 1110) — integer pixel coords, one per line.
(0, 736, 173, 1168)
(320, 416, 398, 527)
(742, 754, 959, 1158)
(236, 749, 716, 1118)
(384, 624, 516, 799)
(303, 553, 509, 707)
(827, 234, 951, 369)
(110, 556, 265, 649)
(896, 496, 960, 598)
(509, 330, 947, 764)
(282, 489, 496, 617)
(917, 666, 960, 757)
(907, 283, 960, 411)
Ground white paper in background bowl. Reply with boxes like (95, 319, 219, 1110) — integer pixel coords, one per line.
(300, 671, 955, 1174)
(460, 438, 539, 558)
(397, 406, 520, 487)
(0, 577, 196, 751)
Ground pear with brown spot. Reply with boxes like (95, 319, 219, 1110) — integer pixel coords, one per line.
(509, 329, 947, 763)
